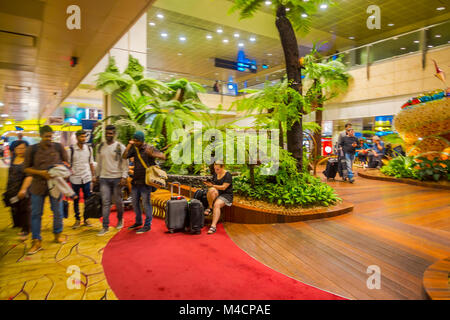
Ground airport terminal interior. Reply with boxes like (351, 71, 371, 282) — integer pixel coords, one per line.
(0, 0, 449, 301)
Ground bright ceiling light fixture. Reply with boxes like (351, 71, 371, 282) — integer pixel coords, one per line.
(1, 114, 8, 117)
(414, 40, 420, 43)
(400, 47, 406, 50)
(265, 1, 272, 5)
(160, 32, 168, 38)
(428, 45, 434, 48)
(286, 8, 290, 11)
(234, 33, 240, 38)
(223, 39, 229, 43)
(320, 4, 328, 9)
(177, 53, 182, 56)
(436, 7, 445, 11)
(249, 37, 256, 42)
(206, 34, 213, 39)
(388, 23, 394, 26)
(238, 43, 244, 47)
(149, 22, 155, 26)
(301, 13, 308, 17)
(267, 53, 272, 56)
(5, 121, 12, 125)
(0, 102, 3, 107)
(179, 36, 186, 41)
(217, 28, 223, 33)
(156, 13, 164, 19)
(349, 36, 355, 40)
(435, 34, 441, 38)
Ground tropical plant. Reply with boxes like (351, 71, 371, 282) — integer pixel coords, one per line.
(229, 0, 334, 170)
(233, 149, 341, 207)
(302, 42, 350, 158)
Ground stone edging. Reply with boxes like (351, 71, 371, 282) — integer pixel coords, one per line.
(358, 170, 450, 190)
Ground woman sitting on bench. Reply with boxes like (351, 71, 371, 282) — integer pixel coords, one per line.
(203, 161, 233, 234)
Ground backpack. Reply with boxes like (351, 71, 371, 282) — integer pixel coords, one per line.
(70, 145, 92, 168)
(30, 142, 65, 167)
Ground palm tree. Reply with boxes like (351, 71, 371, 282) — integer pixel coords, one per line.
(229, 0, 333, 171)
(303, 44, 350, 158)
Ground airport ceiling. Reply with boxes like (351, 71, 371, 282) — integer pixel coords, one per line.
(0, 0, 154, 125)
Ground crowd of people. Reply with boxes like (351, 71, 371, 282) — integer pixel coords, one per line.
(3, 124, 234, 254)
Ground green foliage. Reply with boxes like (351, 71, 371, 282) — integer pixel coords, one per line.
(229, 0, 334, 34)
(381, 154, 450, 181)
(234, 149, 341, 207)
(124, 55, 144, 81)
(381, 133, 405, 148)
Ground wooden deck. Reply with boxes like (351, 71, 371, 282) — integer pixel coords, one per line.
(224, 168, 450, 300)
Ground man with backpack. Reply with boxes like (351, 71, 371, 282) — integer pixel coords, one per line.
(95, 125, 128, 236)
(24, 125, 68, 255)
(122, 131, 166, 234)
(68, 130, 95, 229)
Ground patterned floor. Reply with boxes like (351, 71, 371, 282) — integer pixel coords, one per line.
(0, 166, 118, 300)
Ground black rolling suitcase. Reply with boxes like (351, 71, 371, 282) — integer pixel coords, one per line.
(84, 192, 102, 219)
(193, 189, 209, 209)
(187, 199, 204, 234)
(323, 158, 338, 179)
(165, 182, 188, 233)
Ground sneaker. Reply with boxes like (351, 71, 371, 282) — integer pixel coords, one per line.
(83, 219, 92, 227)
(349, 179, 355, 184)
(97, 228, 109, 236)
(136, 226, 151, 234)
(54, 233, 66, 244)
(116, 220, 123, 230)
(72, 220, 81, 229)
(128, 223, 142, 230)
(27, 239, 42, 255)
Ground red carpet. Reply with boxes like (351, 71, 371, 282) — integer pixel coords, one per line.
(102, 211, 345, 300)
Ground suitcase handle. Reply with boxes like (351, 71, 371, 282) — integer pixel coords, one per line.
(170, 182, 181, 197)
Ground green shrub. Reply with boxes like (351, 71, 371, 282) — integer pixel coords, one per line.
(233, 149, 341, 207)
(381, 154, 450, 181)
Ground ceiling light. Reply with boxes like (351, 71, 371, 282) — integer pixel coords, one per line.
(1, 114, 8, 117)
(320, 4, 328, 9)
(388, 23, 394, 26)
(238, 43, 244, 47)
(286, 8, 290, 11)
(301, 13, 308, 17)
(206, 34, 213, 39)
(349, 36, 355, 40)
(249, 37, 256, 42)
(149, 22, 155, 26)
(5, 121, 12, 125)
(177, 53, 183, 56)
(428, 45, 433, 48)
(156, 13, 164, 19)
(160, 32, 168, 38)
(217, 28, 223, 33)
(223, 39, 229, 43)
(234, 33, 240, 38)
(265, 1, 272, 5)
(267, 53, 272, 56)
(435, 34, 441, 38)
(179, 36, 186, 41)
(400, 47, 406, 50)
(414, 40, 420, 43)
(436, 7, 445, 11)
(0, 102, 3, 107)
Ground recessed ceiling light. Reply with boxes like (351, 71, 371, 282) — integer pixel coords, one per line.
(234, 33, 240, 38)
(1, 114, 8, 117)
(149, 22, 155, 26)
(179, 36, 186, 41)
(217, 28, 223, 33)
(320, 4, 328, 9)
(265, 1, 272, 5)
(267, 53, 272, 56)
(223, 39, 229, 43)
(436, 7, 445, 11)
(301, 13, 308, 18)
(414, 40, 420, 43)
(435, 34, 441, 38)
(160, 32, 168, 38)
(0, 102, 3, 107)
(249, 37, 256, 42)
(206, 34, 213, 39)
(400, 47, 406, 50)
(177, 53, 182, 56)
(156, 13, 164, 19)
(238, 43, 244, 47)
(349, 36, 355, 40)
(388, 23, 394, 26)
(428, 45, 433, 48)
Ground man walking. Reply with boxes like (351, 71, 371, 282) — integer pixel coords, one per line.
(24, 125, 68, 254)
(339, 128, 359, 183)
(122, 131, 165, 234)
(96, 125, 128, 236)
(68, 130, 95, 228)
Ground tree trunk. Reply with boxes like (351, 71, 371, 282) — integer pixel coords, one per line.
(314, 106, 323, 158)
(278, 120, 284, 149)
(275, 5, 303, 171)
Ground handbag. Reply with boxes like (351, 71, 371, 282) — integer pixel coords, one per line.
(135, 146, 168, 189)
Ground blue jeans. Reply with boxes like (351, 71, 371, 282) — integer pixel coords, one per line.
(131, 184, 152, 228)
(31, 193, 63, 240)
(345, 153, 355, 180)
(100, 178, 123, 229)
(72, 182, 91, 221)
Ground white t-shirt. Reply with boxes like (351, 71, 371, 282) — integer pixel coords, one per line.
(96, 141, 128, 179)
(68, 144, 94, 184)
